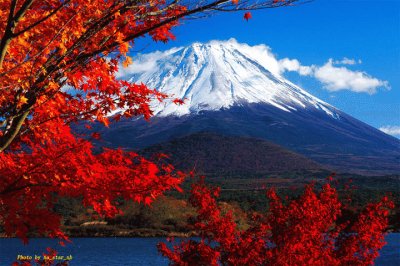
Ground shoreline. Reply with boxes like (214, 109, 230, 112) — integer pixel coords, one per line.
(0, 228, 200, 239)
(1, 229, 398, 239)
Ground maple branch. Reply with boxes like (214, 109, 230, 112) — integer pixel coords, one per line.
(0, 107, 32, 152)
(0, 0, 18, 69)
(14, 0, 35, 22)
(73, 0, 231, 64)
(12, 0, 71, 38)
(0, 0, 35, 69)
(10, 1, 175, 120)
(0, 11, 77, 79)
(30, 4, 124, 88)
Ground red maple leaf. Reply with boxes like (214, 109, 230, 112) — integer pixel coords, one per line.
(244, 12, 252, 21)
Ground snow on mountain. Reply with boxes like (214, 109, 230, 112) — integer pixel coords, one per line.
(117, 38, 340, 119)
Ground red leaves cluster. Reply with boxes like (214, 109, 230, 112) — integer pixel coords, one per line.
(0, 130, 184, 242)
(0, 0, 189, 241)
(0, 0, 188, 157)
(159, 178, 394, 265)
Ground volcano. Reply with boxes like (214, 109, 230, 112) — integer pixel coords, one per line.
(97, 39, 399, 175)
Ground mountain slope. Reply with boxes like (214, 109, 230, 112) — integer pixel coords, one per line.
(140, 132, 323, 175)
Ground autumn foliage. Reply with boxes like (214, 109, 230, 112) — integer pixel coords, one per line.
(0, 1, 394, 265)
(0, 0, 299, 242)
(159, 178, 394, 266)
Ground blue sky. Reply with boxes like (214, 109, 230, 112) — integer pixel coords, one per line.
(131, 0, 400, 137)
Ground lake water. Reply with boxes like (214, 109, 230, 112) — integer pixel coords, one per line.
(1, 234, 399, 265)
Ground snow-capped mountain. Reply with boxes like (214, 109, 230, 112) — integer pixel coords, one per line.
(119, 38, 338, 119)
(102, 39, 400, 175)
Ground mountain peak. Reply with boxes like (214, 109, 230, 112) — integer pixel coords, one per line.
(190, 38, 239, 48)
(118, 40, 339, 118)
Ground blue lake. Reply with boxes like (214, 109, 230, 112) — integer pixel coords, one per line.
(1, 234, 399, 265)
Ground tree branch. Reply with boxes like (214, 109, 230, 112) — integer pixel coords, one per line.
(0, 0, 35, 69)
(0, 0, 18, 69)
(0, 107, 31, 152)
(12, 0, 71, 38)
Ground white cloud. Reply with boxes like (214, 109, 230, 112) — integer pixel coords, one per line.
(333, 57, 361, 65)
(249, 45, 388, 94)
(248, 44, 388, 94)
(116, 47, 183, 79)
(279, 57, 389, 94)
(313, 59, 389, 94)
(278, 58, 314, 76)
(379, 126, 400, 136)
(226, 40, 282, 76)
